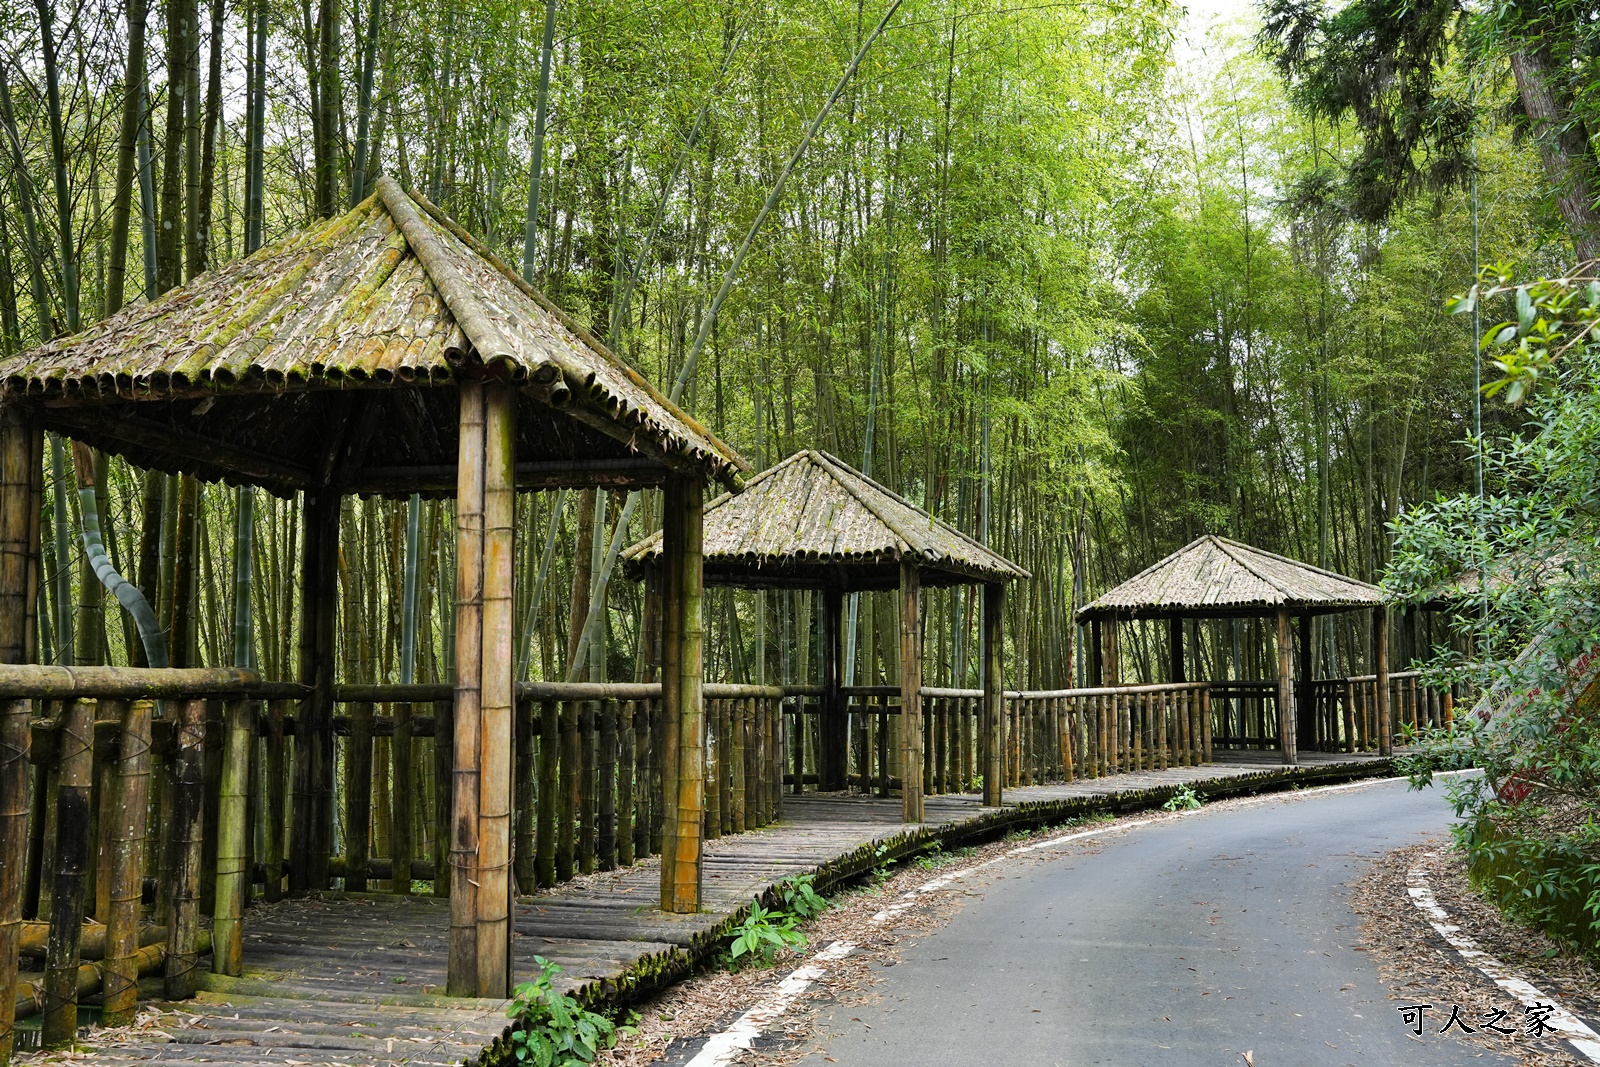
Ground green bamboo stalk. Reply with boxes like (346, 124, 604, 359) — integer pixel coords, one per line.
(520, 0, 558, 282)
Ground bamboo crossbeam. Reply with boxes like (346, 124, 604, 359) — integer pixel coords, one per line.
(0, 663, 295, 700)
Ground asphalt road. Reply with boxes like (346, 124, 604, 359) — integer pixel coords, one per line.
(799, 776, 1519, 1067)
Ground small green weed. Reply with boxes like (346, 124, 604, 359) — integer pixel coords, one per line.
(914, 843, 945, 870)
(779, 874, 827, 919)
(870, 842, 895, 884)
(506, 957, 617, 1066)
(1162, 784, 1204, 811)
(728, 900, 807, 967)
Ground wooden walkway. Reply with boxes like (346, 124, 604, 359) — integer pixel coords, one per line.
(43, 750, 1392, 1067)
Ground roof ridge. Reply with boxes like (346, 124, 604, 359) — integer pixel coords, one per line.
(813, 450, 1023, 575)
(1211, 534, 1381, 592)
(808, 451, 915, 558)
(375, 177, 537, 383)
(1083, 536, 1210, 614)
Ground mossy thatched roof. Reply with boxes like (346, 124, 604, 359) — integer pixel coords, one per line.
(622, 450, 1028, 590)
(0, 178, 744, 496)
(1078, 535, 1385, 621)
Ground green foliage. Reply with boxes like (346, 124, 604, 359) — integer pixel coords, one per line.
(1162, 784, 1204, 811)
(1391, 263, 1600, 959)
(505, 957, 618, 1067)
(778, 874, 827, 920)
(727, 901, 807, 968)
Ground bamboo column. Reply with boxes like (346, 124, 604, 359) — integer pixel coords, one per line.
(41, 697, 93, 1048)
(263, 700, 286, 901)
(102, 698, 151, 1024)
(447, 380, 485, 996)
(618, 701, 636, 864)
(346, 701, 374, 893)
(600, 700, 618, 869)
(899, 562, 923, 823)
(1296, 614, 1313, 754)
(212, 698, 255, 975)
(1168, 617, 1184, 683)
(981, 583, 1003, 807)
(291, 487, 339, 893)
(1374, 607, 1391, 756)
(730, 698, 746, 833)
(165, 698, 206, 999)
(536, 699, 558, 885)
(1276, 608, 1294, 765)
(393, 699, 413, 892)
(659, 476, 705, 914)
(476, 381, 515, 997)
(820, 587, 844, 791)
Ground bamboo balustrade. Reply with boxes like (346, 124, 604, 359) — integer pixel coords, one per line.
(1206, 670, 1459, 754)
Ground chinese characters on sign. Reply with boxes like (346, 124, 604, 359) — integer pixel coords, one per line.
(1397, 1003, 1559, 1039)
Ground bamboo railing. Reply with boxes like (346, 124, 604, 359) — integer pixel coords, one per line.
(1207, 670, 1461, 753)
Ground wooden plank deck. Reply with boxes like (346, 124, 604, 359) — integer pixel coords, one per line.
(43, 750, 1394, 1067)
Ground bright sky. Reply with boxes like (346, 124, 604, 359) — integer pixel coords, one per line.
(1172, 0, 1260, 73)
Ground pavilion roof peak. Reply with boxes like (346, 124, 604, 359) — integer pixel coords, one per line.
(0, 177, 744, 493)
(622, 449, 1028, 589)
(1078, 534, 1385, 620)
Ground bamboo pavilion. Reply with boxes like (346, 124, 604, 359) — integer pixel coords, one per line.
(1077, 535, 1391, 764)
(623, 449, 1029, 819)
(0, 177, 745, 1002)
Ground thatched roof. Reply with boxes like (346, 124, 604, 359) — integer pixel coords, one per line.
(1078, 535, 1385, 620)
(0, 177, 744, 496)
(621, 450, 1028, 590)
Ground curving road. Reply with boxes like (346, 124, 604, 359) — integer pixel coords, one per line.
(799, 776, 1518, 1067)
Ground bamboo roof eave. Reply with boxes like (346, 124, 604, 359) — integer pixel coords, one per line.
(1077, 534, 1387, 622)
(621, 450, 1028, 587)
(0, 178, 748, 496)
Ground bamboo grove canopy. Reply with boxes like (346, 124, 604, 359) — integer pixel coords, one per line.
(1076, 535, 1390, 766)
(0, 176, 747, 999)
(621, 449, 1028, 590)
(0, 177, 745, 497)
(1077, 535, 1386, 622)
(624, 449, 1027, 821)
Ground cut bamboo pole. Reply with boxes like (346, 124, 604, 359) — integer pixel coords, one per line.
(292, 490, 339, 894)
(513, 698, 534, 890)
(345, 701, 374, 893)
(981, 583, 1003, 807)
(580, 702, 597, 873)
(536, 699, 558, 885)
(431, 697, 452, 898)
(660, 477, 704, 914)
(476, 379, 515, 998)
(164, 698, 206, 999)
(618, 700, 636, 865)
(42, 697, 93, 1048)
(1276, 608, 1294, 765)
(212, 698, 253, 976)
(1201, 686, 1212, 761)
(599, 700, 617, 870)
(729, 698, 745, 834)
(899, 562, 923, 823)
(262, 700, 286, 902)
(448, 379, 485, 997)
(392, 698, 413, 894)
(1374, 608, 1391, 756)
(559, 701, 578, 882)
(0, 697, 30, 1063)
(103, 698, 151, 1024)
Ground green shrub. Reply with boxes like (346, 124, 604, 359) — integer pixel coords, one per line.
(727, 900, 807, 967)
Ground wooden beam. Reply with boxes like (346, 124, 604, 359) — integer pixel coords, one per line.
(982, 584, 1004, 808)
(343, 458, 670, 495)
(1296, 614, 1313, 756)
(164, 699, 206, 998)
(102, 699, 151, 1024)
(448, 381, 485, 996)
(899, 563, 924, 823)
(41, 698, 93, 1048)
(211, 698, 254, 976)
(659, 477, 704, 914)
(41, 407, 313, 488)
(476, 381, 516, 998)
(1374, 607, 1391, 757)
(1275, 608, 1294, 766)
(1098, 617, 1120, 686)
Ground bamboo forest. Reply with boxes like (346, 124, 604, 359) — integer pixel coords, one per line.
(2, 0, 1599, 1060)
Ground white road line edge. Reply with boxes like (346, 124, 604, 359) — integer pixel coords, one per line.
(684, 768, 1443, 1063)
(1406, 851, 1600, 1063)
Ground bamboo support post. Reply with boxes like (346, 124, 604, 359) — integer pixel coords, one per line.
(536, 699, 558, 885)
(432, 698, 452, 898)
(0, 697, 30, 1063)
(659, 477, 704, 913)
(448, 382, 486, 996)
(558, 701, 578, 881)
(981, 584, 1003, 806)
(580, 702, 598, 872)
(899, 562, 924, 822)
(165, 699, 206, 999)
(513, 698, 534, 890)
(730, 699, 746, 834)
(1374, 609, 1391, 756)
(820, 589, 844, 791)
(600, 700, 618, 870)
(703, 700, 720, 840)
(102, 698, 151, 1024)
(392, 699, 413, 893)
(212, 698, 254, 976)
(618, 700, 636, 865)
(262, 700, 286, 901)
(345, 702, 374, 893)
(633, 700, 650, 860)
(291, 490, 339, 894)
(1275, 608, 1294, 765)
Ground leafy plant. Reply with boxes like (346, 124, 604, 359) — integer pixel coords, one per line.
(1162, 784, 1204, 811)
(778, 874, 827, 920)
(505, 957, 617, 1066)
(870, 842, 895, 884)
(727, 901, 807, 967)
